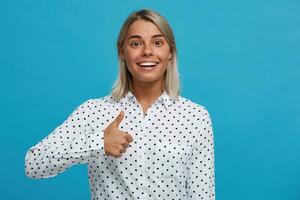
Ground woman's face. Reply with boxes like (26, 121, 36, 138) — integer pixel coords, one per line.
(121, 20, 172, 86)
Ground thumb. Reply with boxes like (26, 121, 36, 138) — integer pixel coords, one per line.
(113, 110, 125, 127)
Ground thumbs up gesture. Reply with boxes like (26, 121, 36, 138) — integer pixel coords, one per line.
(103, 110, 133, 158)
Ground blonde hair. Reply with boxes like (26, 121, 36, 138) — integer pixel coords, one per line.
(111, 9, 180, 101)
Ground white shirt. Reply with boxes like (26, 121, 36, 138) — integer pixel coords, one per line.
(25, 91, 215, 200)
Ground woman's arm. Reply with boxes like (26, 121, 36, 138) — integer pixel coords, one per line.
(187, 109, 215, 200)
(24, 100, 104, 179)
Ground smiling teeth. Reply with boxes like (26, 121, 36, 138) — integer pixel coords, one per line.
(138, 62, 158, 66)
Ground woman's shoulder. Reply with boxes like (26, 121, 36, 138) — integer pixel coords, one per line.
(89, 94, 115, 103)
(75, 94, 117, 110)
(177, 95, 210, 115)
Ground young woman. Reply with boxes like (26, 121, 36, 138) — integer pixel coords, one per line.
(25, 9, 215, 199)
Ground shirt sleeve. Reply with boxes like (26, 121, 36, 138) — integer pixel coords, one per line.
(24, 99, 105, 179)
(187, 109, 215, 200)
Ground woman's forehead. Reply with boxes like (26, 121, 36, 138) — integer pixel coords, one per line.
(126, 20, 163, 38)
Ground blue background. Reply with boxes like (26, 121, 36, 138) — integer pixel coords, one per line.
(0, 0, 299, 199)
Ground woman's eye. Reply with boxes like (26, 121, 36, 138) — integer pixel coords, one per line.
(154, 40, 164, 47)
(130, 41, 141, 47)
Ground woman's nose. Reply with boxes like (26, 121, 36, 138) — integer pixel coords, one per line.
(142, 43, 153, 56)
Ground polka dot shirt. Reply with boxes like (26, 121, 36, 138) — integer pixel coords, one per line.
(25, 91, 215, 199)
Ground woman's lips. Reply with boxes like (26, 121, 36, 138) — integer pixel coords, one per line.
(136, 61, 159, 67)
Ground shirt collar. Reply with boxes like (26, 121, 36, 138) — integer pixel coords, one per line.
(120, 90, 174, 110)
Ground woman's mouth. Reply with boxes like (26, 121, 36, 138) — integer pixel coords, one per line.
(136, 61, 159, 68)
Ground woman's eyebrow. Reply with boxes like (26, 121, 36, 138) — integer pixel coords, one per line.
(127, 35, 141, 40)
(152, 34, 164, 38)
(127, 34, 164, 40)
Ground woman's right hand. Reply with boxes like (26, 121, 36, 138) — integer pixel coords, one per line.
(103, 110, 133, 158)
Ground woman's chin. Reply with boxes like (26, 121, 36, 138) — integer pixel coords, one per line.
(133, 75, 162, 84)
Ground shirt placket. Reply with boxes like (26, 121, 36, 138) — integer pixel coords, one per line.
(135, 100, 155, 199)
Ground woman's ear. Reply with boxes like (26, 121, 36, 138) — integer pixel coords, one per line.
(168, 52, 172, 60)
(119, 47, 125, 60)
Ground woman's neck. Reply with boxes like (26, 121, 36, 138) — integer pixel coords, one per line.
(130, 78, 164, 105)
